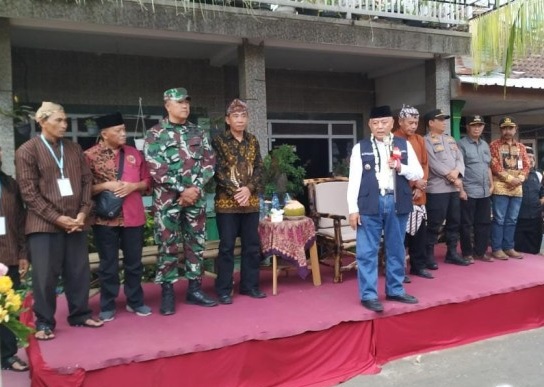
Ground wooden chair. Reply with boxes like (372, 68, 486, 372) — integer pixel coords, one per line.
(304, 177, 357, 283)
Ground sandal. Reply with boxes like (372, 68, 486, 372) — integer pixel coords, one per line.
(2, 355, 30, 372)
(35, 325, 55, 341)
(71, 317, 104, 328)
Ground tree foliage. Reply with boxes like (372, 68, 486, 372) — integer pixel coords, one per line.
(470, 0, 544, 89)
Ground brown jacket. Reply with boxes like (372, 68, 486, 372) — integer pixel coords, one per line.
(394, 130, 429, 205)
(0, 175, 27, 266)
(15, 137, 93, 234)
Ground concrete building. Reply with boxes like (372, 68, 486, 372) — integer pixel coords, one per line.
(0, 0, 473, 177)
(454, 55, 544, 163)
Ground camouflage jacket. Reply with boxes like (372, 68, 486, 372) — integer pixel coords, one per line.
(144, 118, 215, 208)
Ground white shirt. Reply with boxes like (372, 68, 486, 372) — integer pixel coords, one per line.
(347, 140, 423, 214)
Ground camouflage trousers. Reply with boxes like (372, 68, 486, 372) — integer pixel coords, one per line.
(153, 203, 207, 284)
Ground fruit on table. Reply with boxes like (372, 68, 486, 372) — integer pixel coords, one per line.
(283, 200, 305, 216)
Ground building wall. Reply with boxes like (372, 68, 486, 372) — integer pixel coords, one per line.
(375, 65, 426, 110)
(12, 48, 228, 120)
(13, 47, 373, 132)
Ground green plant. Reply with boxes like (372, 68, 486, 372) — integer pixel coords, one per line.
(332, 158, 350, 177)
(262, 144, 306, 198)
(0, 96, 34, 125)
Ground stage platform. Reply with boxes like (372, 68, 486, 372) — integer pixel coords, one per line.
(15, 246, 544, 387)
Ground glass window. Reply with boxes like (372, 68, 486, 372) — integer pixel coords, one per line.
(332, 124, 354, 135)
(271, 123, 328, 136)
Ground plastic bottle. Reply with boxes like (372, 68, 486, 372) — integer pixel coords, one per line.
(271, 192, 280, 210)
(259, 194, 266, 220)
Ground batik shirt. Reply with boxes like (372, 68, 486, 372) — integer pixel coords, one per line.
(489, 138, 529, 197)
(84, 142, 151, 227)
(212, 129, 263, 214)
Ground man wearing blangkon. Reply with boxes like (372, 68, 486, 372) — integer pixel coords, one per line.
(144, 88, 217, 315)
(16, 102, 103, 340)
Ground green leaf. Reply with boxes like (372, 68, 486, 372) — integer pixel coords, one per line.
(4, 318, 34, 348)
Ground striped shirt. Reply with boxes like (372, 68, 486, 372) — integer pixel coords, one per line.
(0, 175, 27, 265)
(15, 137, 93, 234)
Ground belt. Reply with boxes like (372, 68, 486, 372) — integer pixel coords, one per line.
(380, 188, 395, 196)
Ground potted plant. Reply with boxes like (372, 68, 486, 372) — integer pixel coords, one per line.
(0, 96, 34, 136)
(84, 118, 99, 135)
(262, 144, 306, 199)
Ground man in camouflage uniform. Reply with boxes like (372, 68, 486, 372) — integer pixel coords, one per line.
(144, 87, 218, 315)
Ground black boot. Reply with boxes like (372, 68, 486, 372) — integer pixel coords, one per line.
(426, 245, 438, 270)
(186, 279, 218, 307)
(160, 283, 176, 316)
(445, 247, 470, 266)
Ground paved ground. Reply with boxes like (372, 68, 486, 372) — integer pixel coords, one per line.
(342, 327, 544, 387)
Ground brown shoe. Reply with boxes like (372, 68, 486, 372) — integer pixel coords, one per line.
(491, 250, 509, 260)
(504, 249, 524, 259)
(474, 254, 494, 262)
(463, 255, 475, 264)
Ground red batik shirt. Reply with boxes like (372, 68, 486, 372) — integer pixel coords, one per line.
(84, 142, 151, 227)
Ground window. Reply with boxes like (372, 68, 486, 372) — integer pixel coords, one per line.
(268, 120, 356, 178)
(28, 114, 162, 151)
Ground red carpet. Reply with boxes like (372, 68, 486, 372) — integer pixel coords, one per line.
(22, 246, 544, 387)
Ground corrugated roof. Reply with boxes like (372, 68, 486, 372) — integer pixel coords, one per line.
(458, 75, 544, 89)
(456, 55, 544, 89)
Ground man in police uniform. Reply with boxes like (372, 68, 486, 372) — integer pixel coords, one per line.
(144, 87, 218, 315)
(424, 109, 468, 268)
(348, 105, 423, 313)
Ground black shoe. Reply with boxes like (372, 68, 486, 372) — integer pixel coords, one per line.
(160, 283, 176, 316)
(409, 269, 434, 279)
(426, 262, 439, 270)
(403, 275, 411, 284)
(361, 299, 384, 312)
(186, 279, 218, 307)
(218, 294, 233, 305)
(386, 293, 419, 304)
(445, 253, 470, 266)
(240, 288, 267, 299)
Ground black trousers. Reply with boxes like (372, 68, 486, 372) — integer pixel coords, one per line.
(460, 196, 491, 256)
(406, 220, 428, 271)
(28, 232, 91, 329)
(0, 266, 20, 366)
(515, 217, 543, 254)
(215, 212, 261, 296)
(426, 192, 461, 250)
(92, 225, 145, 312)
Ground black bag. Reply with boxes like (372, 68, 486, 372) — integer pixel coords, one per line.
(94, 149, 125, 219)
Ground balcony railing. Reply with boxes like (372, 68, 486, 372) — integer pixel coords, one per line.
(130, 0, 493, 26)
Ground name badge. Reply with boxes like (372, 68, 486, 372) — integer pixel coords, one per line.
(57, 178, 73, 197)
(518, 159, 523, 169)
(0, 217, 5, 236)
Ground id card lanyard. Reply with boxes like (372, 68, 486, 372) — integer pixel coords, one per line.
(40, 134, 73, 196)
(0, 183, 5, 235)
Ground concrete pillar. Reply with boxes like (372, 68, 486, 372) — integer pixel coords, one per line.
(238, 39, 267, 158)
(425, 56, 452, 135)
(0, 18, 14, 176)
